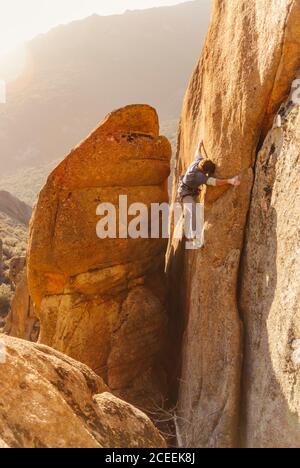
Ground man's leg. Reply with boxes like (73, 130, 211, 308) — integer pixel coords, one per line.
(183, 196, 204, 250)
(183, 196, 195, 240)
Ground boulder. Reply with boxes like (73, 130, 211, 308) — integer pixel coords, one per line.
(0, 335, 166, 448)
(27, 104, 171, 409)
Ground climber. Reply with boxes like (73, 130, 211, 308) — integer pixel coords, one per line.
(178, 140, 241, 249)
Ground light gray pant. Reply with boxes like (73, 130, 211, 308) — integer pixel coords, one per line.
(182, 195, 198, 240)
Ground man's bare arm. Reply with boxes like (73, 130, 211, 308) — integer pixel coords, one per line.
(207, 175, 241, 187)
(199, 140, 209, 159)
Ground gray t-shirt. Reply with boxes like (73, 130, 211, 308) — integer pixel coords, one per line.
(178, 152, 209, 199)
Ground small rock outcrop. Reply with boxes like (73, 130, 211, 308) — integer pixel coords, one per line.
(0, 336, 166, 448)
(4, 257, 39, 342)
(167, 0, 300, 448)
(27, 104, 171, 409)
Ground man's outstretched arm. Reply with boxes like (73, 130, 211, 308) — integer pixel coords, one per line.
(199, 140, 208, 159)
(207, 175, 241, 187)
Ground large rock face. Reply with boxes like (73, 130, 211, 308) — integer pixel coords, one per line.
(240, 96, 300, 448)
(167, 0, 300, 448)
(27, 104, 171, 409)
(0, 335, 166, 448)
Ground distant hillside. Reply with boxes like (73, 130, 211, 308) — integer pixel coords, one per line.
(0, 119, 178, 205)
(0, 191, 32, 226)
(0, 1, 210, 174)
(0, 160, 60, 206)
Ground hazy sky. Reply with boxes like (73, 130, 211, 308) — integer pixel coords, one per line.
(0, 0, 190, 58)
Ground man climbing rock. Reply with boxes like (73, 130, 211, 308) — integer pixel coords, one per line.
(178, 140, 241, 249)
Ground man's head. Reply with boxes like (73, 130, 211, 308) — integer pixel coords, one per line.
(198, 159, 216, 177)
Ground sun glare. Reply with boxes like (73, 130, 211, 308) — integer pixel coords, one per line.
(0, 0, 189, 81)
(0, 46, 28, 82)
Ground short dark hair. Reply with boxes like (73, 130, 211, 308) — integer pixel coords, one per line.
(198, 159, 216, 177)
